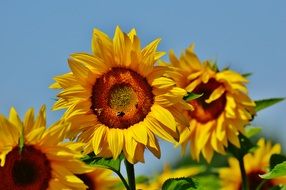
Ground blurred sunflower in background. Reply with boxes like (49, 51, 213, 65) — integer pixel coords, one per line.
(136, 164, 204, 190)
(219, 138, 286, 189)
(0, 106, 91, 190)
(50, 26, 192, 164)
(76, 167, 117, 190)
(168, 45, 256, 162)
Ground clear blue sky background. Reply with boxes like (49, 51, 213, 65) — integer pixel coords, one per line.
(0, 0, 285, 175)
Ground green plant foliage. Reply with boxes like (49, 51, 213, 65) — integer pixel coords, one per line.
(135, 175, 149, 184)
(162, 177, 197, 190)
(183, 92, 203, 102)
(254, 98, 285, 112)
(227, 133, 256, 159)
(81, 152, 124, 173)
(269, 185, 286, 190)
(270, 154, 286, 170)
(245, 126, 262, 138)
(195, 175, 220, 190)
(260, 161, 286, 179)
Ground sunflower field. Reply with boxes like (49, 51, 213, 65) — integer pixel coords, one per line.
(0, 26, 285, 190)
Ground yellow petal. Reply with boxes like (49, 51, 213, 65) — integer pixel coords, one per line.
(113, 26, 127, 66)
(205, 86, 225, 103)
(92, 125, 107, 154)
(68, 58, 94, 86)
(129, 122, 148, 145)
(146, 129, 161, 159)
(70, 53, 108, 75)
(150, 105, 177, 133)
(145, 116, 177, 143)
(107, 128, 124, 159)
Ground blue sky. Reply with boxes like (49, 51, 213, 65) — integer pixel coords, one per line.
(0, 0, 285, 175)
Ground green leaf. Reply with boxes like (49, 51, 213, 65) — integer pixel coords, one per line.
(260, 161, 286, 179)
(245, 126, 262, 138)
(227, 133, 256, 159)
(255, 98, 285, 112)
(162, 177, 197, 190)
(269, 185, 286, 190)
(184, 92, 203, 102)
(195, 175, 220, 190)
(81, 152, 124, 173)
(270, 154, 286, 170)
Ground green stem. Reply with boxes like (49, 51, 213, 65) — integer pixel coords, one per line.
(124, 159, 136, 190)
(256, 179, 267, 190)
(115, 171, 131, 190)
(238, 156, 248, 190)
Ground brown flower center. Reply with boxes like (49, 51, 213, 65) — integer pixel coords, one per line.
(0, 145, 51, 190)
(238, 170, 274, 190)
(77, 174, 95, 190)
(189, 79, 226, 123)
(91, 67, 154, 129)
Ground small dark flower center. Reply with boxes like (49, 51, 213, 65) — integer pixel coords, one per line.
(238, 170, 275, 190)
(77, 174, 95, 190)
(0, 145, 51, 190)
(12, 159, 38, 185)
(91, 67, 154, 129)
(189, 78, 226, 123)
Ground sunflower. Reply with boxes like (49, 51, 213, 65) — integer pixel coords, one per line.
(136, 164, 203, 190)
(76, 167, 117, 190)
(50, 26, 191, 164)
(219, 138, 286, 190)
(168, 45, 256, 162)
(0, 106, 91, 190)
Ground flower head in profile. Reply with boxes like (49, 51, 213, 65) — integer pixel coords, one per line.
(50, 26, 191, 164)
(136, 164, 203, 190)
(168, 45, 256, 162)
(0, 106, 91, 190)
(219, 138, 286, 190)
(76, 167, 117, 190)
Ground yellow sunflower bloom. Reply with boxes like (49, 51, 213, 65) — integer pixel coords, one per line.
(0, 106, 91, 190)
(76, 167, 117, 190)
(137, 164, 203, 190)
(219, 138, 286, 190)
(50, 26, 191, 164)
(168, 45, 256, 162)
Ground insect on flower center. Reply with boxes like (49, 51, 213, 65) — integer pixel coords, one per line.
(189, 78, 226, 123)
(0, 145, 51, 190)
(91, 67, 154, 129)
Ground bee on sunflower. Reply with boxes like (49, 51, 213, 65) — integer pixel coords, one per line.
(50, 26, 192, 164)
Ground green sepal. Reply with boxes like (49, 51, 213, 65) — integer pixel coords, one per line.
(19, 133, 25, 152)
(255, 98, 285, 112)
(260, 161, 286, 179)
(184, 92, 203, 102)
(135, 175, 149, 184)
(242, 72, 252, 78)
(162, 177, 197, 190)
